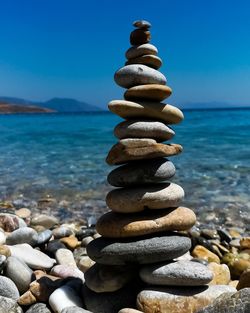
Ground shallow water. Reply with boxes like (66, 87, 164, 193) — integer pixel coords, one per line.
(0, 109, 249, 226)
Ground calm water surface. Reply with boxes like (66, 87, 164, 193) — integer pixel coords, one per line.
(0, 109, 249, 226)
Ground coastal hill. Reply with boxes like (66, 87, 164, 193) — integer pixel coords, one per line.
(0, 97, 102, 113)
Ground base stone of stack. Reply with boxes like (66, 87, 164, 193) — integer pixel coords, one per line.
(136, 285, 237, 313)
(86, 234, 191, 265)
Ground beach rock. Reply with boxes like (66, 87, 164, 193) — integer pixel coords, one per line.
(107, 159, 176, 187)
(31, 214, 58, 229)
(192, 245, 220, 263)
(61, 308, 92, 313)
(82, 282, 140, 313)
(26, 303, 51, 313)
(81, 236, 94, 247)
(208, 262, 231, 285)
(55, 248, 77, 268)
(118, 310, 143, 313)
(8, 243, 56, 269)
(114, 120, 175, 142)
(0, 245, 11, 257)
(53, 226, 73, 239)
(0, 255, 6, 270)
(17, 290, 36, 306)
(96, 207, 196, 238)
(46, 240, 66, 255)
(0, 295, 23, 313)
(49, 284, 84, 313)
(15, 208, 31, 220)
(125, 54, 162, 69)
(137, 285, 237, 313)
(133, 20, 151, 29)
(29, 278, 63, 302)
(51, 264, 85, 281)
(126, 44, 158, 59)
(114, 65, 166, 88)
(196, 288, 250, 313)
(0, 230, 6, 245)
(87, 234, 191, 265)
(5, 256, 34, 294)
(130, 29, 151, 45)
(240, 237, 250, 249)
(108, 100, 184, 124)
(106, 183, 184, 213)
(85, 263, 135, 293)
(77, 256, 95, 273)
(0, 213, 26, 232)
(222, 253, 250, 277)
(140, 260, 213, 286)
(0, 276, 19, 300)
(6, 227, 38, 246)
(124, 84, 172, 101)
(36, 229, 52, 245)
(237, 269, 250, 289)
(60, 235, 79, 250)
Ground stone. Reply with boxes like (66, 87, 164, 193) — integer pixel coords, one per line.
(237, 269, 250, 289)
(77, 256, 95, 273)
(29, 278, 63, 302)
(140, 260, 213, 286)
(222, 253, 250, 278)
(81, 236, 94, 247)
(0, 295, 23, 313)
(17, 290, 36, 306)
(36, 229, 52, 245)
(85, 263, 136, 293)
(130, 29, 150, 46)
(217, 228, 232, 243)
(106, 139, 182, 165)
(53, 226, 73, 239)
(0, 231, 6, 245)
(31, 214, 58, 229)
(118, 310, 143, 313)
(51, 264, 85, 281)
(208, 262, 231, 285)
(55, 248, 77, 268)
(240, 237, 250, 249)
(114, 120, 175, 142)
(82, 282, 140, 313)
(0, 255, 6, 270)
(46, 240, 66, 255)
(8, 243, 56, 269)
(108, 100, 184, 124)
(126, 44, 158, 60)
(5, 256, 34, 294)
(133, 20, 151, 29)
(114, 65, 166, 88)
(60, 235, 80, 250)
(87, 233, 191, 265)
(125, 54, 162, 69)
(107, 159, 176, 187)
(62, 308, 92, 313)
(96, 207, 196, 238)
(0, 213, 26, 232)
(6, 227, 38, 246)
(0, 276, 19, 300)
(106, 183, 184, 213)
(196, 288, 250, 313)
(137, 285, 237, 313)
(124, 84, 172, 101)
(49, 284, 84, 313)
(192, 245, 220, 263)
(0, 245, 11, 257)
(26, 303, 52, 313)
(15, 208, 31, 220)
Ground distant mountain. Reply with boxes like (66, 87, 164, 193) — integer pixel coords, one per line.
(0, 97, 102, 113)
(0, 101, 54, 114)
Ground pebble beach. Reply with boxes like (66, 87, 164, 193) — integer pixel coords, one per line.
(0, 19, 250, 313)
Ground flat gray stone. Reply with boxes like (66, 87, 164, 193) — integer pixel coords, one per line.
(106, 183, 184, 213)
(85, 263, 136, 293)
(26, 303, 52, 313)
(0, 295, 23, 313)
(87, 234, 191, 265)
(114, 65, 166, 88)
(0, 276, 19, 300)
(36, 229, 53, 245)
(107, 159, 175, 187)
(140, 260, 213, 286)
(5, 256, 33, 294)
(137, 285, 237, 313)
(6, 227, 38, 246)
(114, 120, 175, 142)
(53, 226, 73, 239)
(197, 288, 250, 313)
(126, 44, 158, 60)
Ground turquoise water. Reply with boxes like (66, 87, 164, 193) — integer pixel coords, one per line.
(0, 109, 249, 225)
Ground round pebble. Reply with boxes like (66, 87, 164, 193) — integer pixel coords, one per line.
(125, 54, 162, 69)
(0, 276, 19, 300)
(6, 227, 38, 246)
(124, 84, 172, 101)
(126, 43, 158, 59)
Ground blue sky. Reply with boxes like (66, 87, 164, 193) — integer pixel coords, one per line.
(0, 0, 250, 108)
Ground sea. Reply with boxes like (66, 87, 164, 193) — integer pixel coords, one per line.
(0, 109, 249, 227)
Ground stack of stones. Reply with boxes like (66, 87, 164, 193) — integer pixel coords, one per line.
(85, 20, 233, 313)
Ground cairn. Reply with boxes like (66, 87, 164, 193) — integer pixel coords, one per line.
(84, 20, 224, 313)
